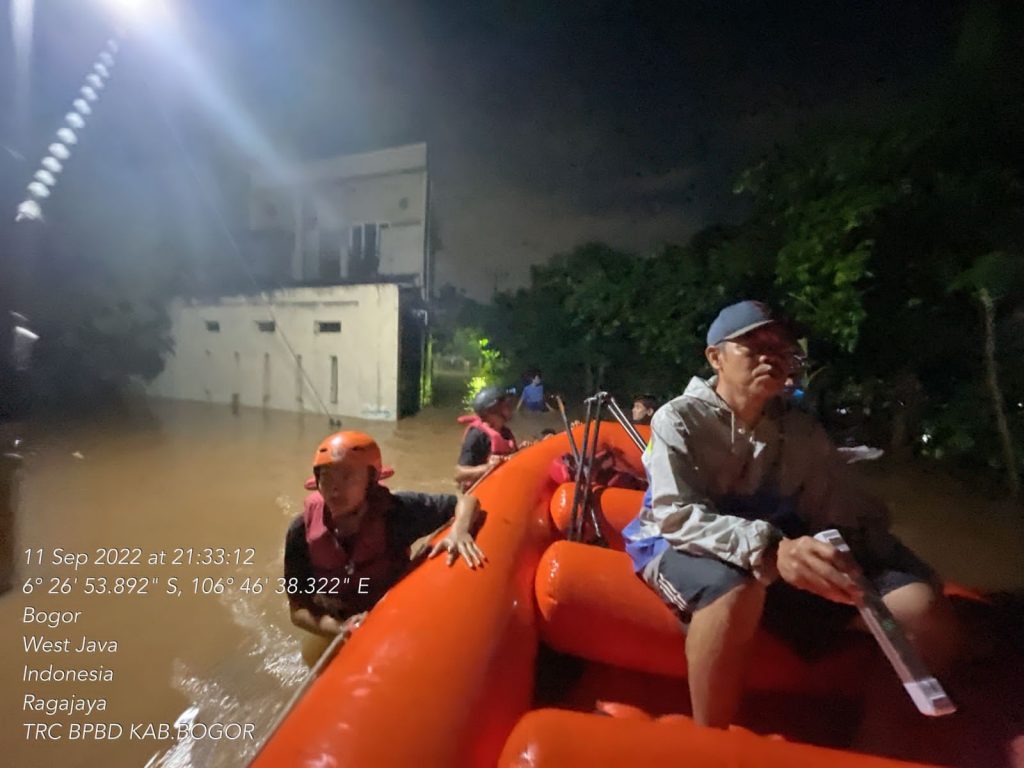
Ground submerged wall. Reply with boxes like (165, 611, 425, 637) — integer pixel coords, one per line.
(148, 284, 401, 420)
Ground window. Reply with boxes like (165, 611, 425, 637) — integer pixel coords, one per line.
(350, 224, 363, 258)
(316, 321, 341, 333)
(205, 320, 220, 332)
(348, 222, 387, 278)
(256, 320, 275, 333)
(364, 224, 378, 263)
(329, 355, 338, 404)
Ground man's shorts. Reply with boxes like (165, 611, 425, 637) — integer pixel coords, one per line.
(639, 531, 937, 659)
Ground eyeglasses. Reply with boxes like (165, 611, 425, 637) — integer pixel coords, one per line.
(730, 340, 805, 373)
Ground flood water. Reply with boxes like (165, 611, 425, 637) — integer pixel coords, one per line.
(0, 399, 1021, 767)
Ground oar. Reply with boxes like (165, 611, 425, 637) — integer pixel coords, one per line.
(568, 395, 595, 541)
(606, 396, 646, 453)
(577, 394, 604, 541)
(567, 392, 610, 544)
(815, 528, 956, 717)
(555, 395, 581, 463)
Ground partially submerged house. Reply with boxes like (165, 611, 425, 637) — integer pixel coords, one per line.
(149, 143, 432, 420)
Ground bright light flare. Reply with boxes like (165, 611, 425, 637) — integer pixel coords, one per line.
(97, 0, 174, 26)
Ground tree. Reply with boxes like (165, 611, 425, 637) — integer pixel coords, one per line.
(729, 5, 1024, 493)
(484, 234, 774, 402)
(951, 252, 1024, 498)
(9, 183, 182, 409)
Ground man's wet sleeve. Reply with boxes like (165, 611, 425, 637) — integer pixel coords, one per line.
(283, 516, 314, 607)
(457, 429, 490, 466)
(392, 492, 457, 543)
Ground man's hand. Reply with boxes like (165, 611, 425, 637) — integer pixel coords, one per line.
(486, 454, 507, 468)
(428, 529, 486, 569)
(776, 536, 863, 604)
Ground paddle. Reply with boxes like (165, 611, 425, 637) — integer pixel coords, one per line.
(814, 528, 956, 717)
(604, 395, 646, 452)
(554, 395, 581, 463)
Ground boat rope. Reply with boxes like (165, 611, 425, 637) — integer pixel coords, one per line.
(245, 628, 349, 766)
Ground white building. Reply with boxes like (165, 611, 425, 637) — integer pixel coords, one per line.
(149, 144, 431, 421)
(248, 143, 432, 298)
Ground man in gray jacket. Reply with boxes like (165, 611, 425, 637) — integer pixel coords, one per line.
(623, 300, 961, 729)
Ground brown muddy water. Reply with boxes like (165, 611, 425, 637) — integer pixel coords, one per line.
(0, 400, 1021, 767)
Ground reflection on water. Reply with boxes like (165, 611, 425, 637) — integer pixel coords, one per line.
(0, 399, 1019, 767)
(0, 400, 565, 767)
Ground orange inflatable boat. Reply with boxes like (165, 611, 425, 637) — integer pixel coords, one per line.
(251, 423, 1021, 768)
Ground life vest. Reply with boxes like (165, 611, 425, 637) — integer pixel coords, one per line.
(302, 488, 408, 617)
(457, 414, 518, 457)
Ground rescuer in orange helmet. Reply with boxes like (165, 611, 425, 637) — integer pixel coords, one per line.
(284, 431, 485, 640)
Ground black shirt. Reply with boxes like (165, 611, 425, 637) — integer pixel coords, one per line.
(457, 426, 515, 467)
(284, 489, 456, 616)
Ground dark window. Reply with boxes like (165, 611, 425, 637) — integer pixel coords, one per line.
(319, 231, 343, 281)
(316, 321, 341, 333)
(348, 223, 382, 279)
(365, 224, 378, 262)
(205, 321, 220, 332)
(256, 320, 275, 333)
(350, 226, 364, 258)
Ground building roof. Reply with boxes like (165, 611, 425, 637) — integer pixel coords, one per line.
(251, 143, 427, 189)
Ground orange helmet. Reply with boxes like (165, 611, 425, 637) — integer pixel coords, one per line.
(311, 431, 395, 481)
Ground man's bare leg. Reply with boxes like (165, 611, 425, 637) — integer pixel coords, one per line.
(686, 580, 766, 728)
(854, 583, 964, 758)
(881, 582, 963, 670)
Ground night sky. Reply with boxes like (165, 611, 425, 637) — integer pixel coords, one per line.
(1, 0, 966, 299)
